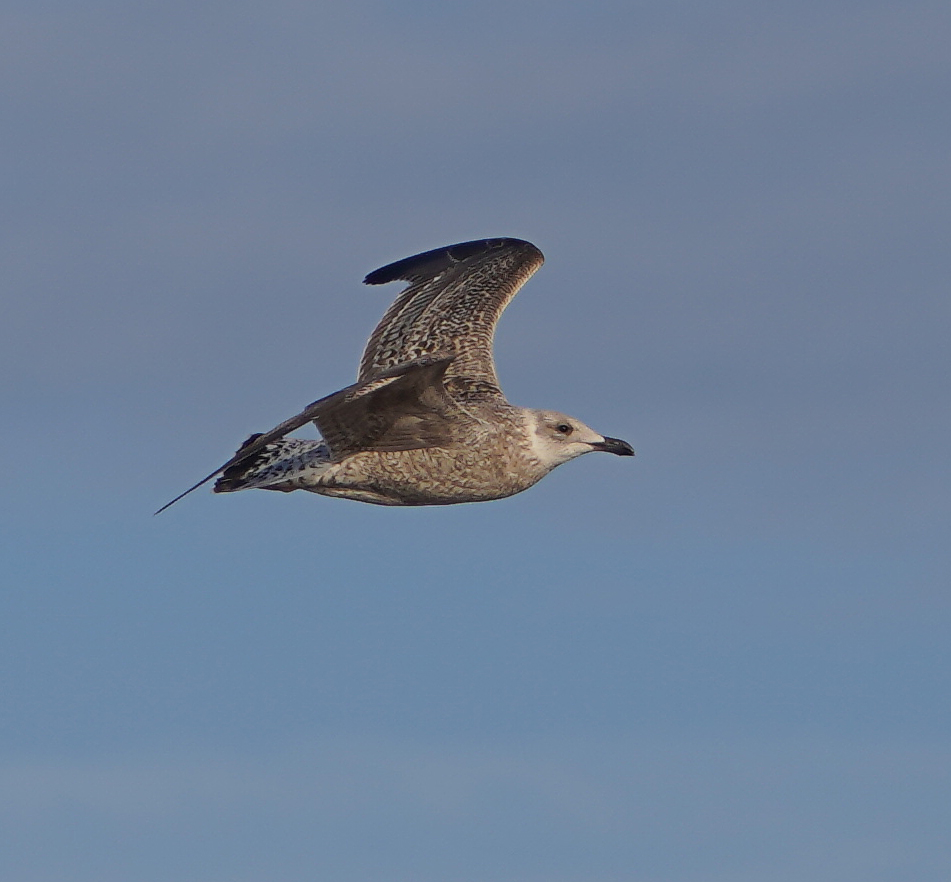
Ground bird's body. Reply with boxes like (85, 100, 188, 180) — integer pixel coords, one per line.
(158, 238, 633, 513)
(215, 406, 557, 506)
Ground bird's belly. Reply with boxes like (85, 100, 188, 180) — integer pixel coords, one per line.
(314, 446, 541, 506)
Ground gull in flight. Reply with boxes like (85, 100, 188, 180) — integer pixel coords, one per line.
(157, 238, 633, 513)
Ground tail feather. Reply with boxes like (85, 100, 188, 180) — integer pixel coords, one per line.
(214, 437, 331, 493)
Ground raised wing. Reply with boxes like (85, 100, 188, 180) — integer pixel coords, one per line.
(360, 238, 544, 401)
(155, 355, 457, 514)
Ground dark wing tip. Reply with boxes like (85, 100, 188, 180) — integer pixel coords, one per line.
(153, 433, 265, 515)
(153, 470, 219, 515)
(363, 237, 541, 286)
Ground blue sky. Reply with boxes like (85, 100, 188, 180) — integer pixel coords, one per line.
(2, 1, 950, 880)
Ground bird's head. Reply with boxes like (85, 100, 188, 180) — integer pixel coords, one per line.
(527, 409, 634, 469)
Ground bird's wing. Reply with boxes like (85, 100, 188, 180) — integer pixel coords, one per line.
(155, 355, 458, 514)
(360, 238, 544, 402)
(315, 353, 459, 457)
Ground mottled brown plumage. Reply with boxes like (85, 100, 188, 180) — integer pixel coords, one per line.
(360, 238, 544, 401)
(156, 238, 632, 514)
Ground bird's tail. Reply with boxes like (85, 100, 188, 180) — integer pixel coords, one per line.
(214, 435, 331, 493)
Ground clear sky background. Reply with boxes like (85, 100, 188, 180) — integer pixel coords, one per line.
(3, 2, 950, 880)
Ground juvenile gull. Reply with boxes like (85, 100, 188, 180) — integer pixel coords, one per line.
(157, 238, 633, 512)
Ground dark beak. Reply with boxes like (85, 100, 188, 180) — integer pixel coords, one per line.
(592, 436, 635, 456)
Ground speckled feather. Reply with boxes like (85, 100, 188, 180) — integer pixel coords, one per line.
(360, 238, 544, 401)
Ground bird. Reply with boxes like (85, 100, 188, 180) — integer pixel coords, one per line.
(156, 237, 633, 513)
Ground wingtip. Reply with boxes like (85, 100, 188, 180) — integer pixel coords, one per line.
(153, 496, 183, 516)
(153, 469, 222, 515)
(363, 238, 539, 286)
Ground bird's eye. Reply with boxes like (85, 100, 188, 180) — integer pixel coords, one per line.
(556, 423, 573, 435)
